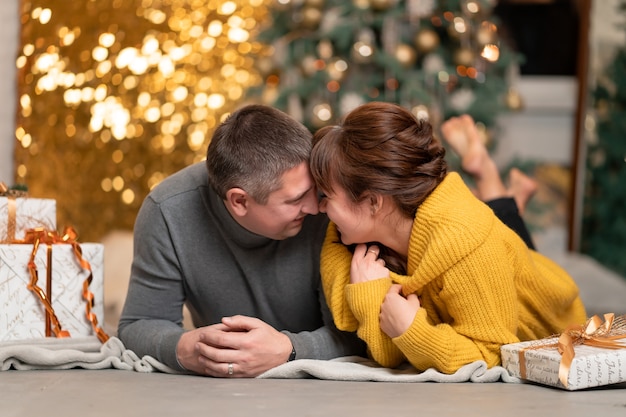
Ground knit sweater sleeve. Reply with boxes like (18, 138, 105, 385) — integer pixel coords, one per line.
(320, 223, 405, 366)
(345, 278, 406, 368)
(319, 222, 359, 331)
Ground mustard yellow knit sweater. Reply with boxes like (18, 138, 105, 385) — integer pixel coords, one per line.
(320, 172, 587, 374)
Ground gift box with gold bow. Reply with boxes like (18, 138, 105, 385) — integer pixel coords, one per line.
(1, 182, 56, 242)
(0, 228, 108, 343)
(501, 314, 626, 390)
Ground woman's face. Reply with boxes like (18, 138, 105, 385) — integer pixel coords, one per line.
(318, 184, 376, 245)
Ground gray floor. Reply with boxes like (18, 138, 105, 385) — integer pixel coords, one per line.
(1, 369, 626, 417)
(3, 227, 626, 416)
(533, 228, 626, 317)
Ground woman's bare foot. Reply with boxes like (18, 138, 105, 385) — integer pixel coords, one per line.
(507, 168, 538, 215)
(440, 115, 506, 201)
(441, 115, 487, 176)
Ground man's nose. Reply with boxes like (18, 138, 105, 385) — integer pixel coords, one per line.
(302, 191, 320, 215)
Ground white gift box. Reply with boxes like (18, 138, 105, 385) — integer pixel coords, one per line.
(501, 338, 626, 390)
(0, 197, 56, 241)
(0, 242, 104, 341)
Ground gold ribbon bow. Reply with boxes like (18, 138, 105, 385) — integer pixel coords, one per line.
(21, 227, 109, 343)
(519, 313, 626, 388)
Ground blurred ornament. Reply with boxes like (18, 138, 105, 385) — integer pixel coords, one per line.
(504, 87, 524, 111)
(448, 16, 468, 39)
(463, 0, 481, 15)
(317, 39, 334, 59)
(407, 0, 435, 20)
(394, 43, 417, 68)
(595, 98, 609, 120)
(305, 0, 325, 8)
(370, 0, 395, 12)
(480, 44, 499, 62)
(310, 101, 333, 127)
(411, 104, 430, 121)
(340, 92, 365, 116)
(414, 28, 440, 54)
(327, 58, 348, 81)
(301, 7, 322, 30)
(256, 56, 276, 77)
(274, 0, 293, 11)
(422, 53, 445, 74)
(352, 0, 370, 10)
(454, 47, 475, 67)
(326, 80, 340, 93)
(589, 148, 606, 169)
(352, 41, 374, 63)
(476, 21, 497, 45)
(583, 112, 596, 133)
(300, 54, 318, 76)
(584, 113, 598, 146)
(449, 88, 476, 112)
(319, 6, 344, 33)
(352, 28, 375, 63)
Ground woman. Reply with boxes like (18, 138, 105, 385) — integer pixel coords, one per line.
(310, 102, 586, 374)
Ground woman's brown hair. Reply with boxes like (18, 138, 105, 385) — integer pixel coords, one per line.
(310, 101, 448, 273)
(311, 101, 447, 217)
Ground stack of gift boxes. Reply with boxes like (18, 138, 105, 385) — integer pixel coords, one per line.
(0, 183, 107, 342)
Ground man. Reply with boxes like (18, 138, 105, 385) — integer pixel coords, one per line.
(118, 105, 364, 377)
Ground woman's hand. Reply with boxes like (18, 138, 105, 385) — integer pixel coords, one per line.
(380, 284, 420, 338)
(350, 244, 389, 284)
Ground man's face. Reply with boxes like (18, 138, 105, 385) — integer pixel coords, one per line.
(243, 162, 320, 240)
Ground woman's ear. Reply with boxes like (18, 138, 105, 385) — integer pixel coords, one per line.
(369, 193, 383, 215)
(225, 188, 249, 217)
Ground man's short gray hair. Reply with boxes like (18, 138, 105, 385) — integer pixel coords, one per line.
(206, 104, 312, 204)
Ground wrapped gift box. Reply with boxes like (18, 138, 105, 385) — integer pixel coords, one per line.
(0, 242, 104, 341)
(501, 336, 626, 390)
(0, 197, 56, 241)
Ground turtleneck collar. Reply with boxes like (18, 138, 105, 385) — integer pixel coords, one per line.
(205, 188, 276, 249)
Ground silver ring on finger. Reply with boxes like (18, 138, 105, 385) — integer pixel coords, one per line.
(227, 362, 234, 376)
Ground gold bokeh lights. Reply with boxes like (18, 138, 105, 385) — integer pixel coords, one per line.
(14, 0, 268, 241)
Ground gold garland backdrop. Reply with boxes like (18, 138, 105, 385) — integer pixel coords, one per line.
(14, 0, 268, 241)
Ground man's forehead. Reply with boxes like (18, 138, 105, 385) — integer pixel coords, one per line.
(270, 163, 314, 202)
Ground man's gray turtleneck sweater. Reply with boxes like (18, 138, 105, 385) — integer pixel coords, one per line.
(118, 162, 364, 371)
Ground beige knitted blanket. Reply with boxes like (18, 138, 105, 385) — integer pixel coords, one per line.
(0, 336, 520, 383)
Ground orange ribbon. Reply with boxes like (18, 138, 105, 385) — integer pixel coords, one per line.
(1, 182, 28, 242)
(18, 227, 109, 343)
(519, 313, 626, 388)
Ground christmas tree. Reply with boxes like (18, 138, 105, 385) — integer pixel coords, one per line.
(581, 0, 626, 278)
(248, 0, 521, 138)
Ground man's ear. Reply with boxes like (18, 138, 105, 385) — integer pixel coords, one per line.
(225, 188, 249, 216)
